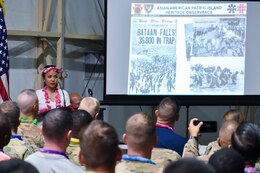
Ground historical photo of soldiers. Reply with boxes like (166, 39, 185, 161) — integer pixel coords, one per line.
(128, 55, 176, 94)
(185, 17, 246, 58)
(189, 61, 244, 94)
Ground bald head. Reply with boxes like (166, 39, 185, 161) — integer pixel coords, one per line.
(69, 92, 82, 110)
(78, 97, 100, 118)
(218, 120, 239, 148)
(17, 89, 38, 116)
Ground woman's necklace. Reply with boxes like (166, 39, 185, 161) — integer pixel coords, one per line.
(42, 86, 61, 110)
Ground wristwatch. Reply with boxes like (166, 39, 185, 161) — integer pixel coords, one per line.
(189, 136, 198, 141)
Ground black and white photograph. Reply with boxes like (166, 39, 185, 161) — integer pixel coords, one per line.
(189, 57, 245, 94)
(185, 17, 246, 58)
(128, 55, 176, 94)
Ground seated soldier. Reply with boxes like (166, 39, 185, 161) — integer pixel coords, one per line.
(116, 112, 161, 173)
(16, 89, 44, 150)
(69, 92, 82, 111)
(208, 148, 245, 173)
(183, 118, 238, 162)
(67, 109, 93, 166)
(154, 97, 187, 156)
(231, 122, 260, 172)
(163, 158, 215, 173)
(0, 158, 39, 173)
(204, 109, 245, 156)
(0, 101, 34, 159)
(0, 115, 11, 161)
(25, 108, 84, 173)
(151, 148, 181, 169)
(79, 120, 121, 173)
(78, 97, 100, 119)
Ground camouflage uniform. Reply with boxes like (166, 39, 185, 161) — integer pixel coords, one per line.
(255, 160, 260, 170)
(151, 148, 181, 169)
(4, 138, 34, 159)
(18, 121, 44, 151)
(183, 138, 219, 162)
(66, 138, 81, 166)
(203, 140, 221, 156)
(116, 159, 162, 173)
(183, 138, 200, 157)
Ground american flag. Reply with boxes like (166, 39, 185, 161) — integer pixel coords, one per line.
(0, 4, 8, 103)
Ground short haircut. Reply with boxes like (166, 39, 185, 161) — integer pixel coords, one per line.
(157, 97, 180, 121)
(42, 108, 73, 141)
(17, 89, 38, 115)
(125, 112, 156, 151)
(0, 159, 39, 173)
(163, 158, 215, 173)
(0, 114, 11, 148)
(71, 109, 93, 138)
(78, 97, 100, 117)
(69, 92, 82, 110)
(223, 109, 245, 124)
(80, 120, 119, 170)
(231, 122, 260, 164)
(0, 101, 20, 128)
(208, 148, 244, 173)
(218, 120, 239, 148)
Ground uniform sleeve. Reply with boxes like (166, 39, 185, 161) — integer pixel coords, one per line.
(182, 138, 200, 157)
(203, 140, 221, 156)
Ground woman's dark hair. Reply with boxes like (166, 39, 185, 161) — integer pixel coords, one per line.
(231, 122, 260, 165)
(208, 148, 245, 173)
(41, 65, 57, 78)
(41, 65, 59, 87)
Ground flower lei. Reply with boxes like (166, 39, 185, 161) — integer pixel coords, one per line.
(20, 116, 38, 125)
(41, 66, 60, 76)
(42, 86, 61, 111)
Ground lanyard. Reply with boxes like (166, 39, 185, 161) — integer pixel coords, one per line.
(122, 154, 155, 165)
(156, 123, 174, 131)
(11, 135, 23, 141)
(20, 116, 38, 125)
(39, 148, 69, 159)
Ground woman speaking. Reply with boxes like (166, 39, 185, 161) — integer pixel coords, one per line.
(36, 65, 70, 114)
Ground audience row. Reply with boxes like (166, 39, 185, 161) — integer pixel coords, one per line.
(0, 93, 259, 173)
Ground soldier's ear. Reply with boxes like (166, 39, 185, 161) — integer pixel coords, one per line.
(40, 126, 43, 135)
(155, 110, 159, 117)
(94, 113, 99, 119)
(227, 144, 232, 148)
(122, 133, 127, 144)
(217, 137, 221, 147)
(66, 130, 72, 142)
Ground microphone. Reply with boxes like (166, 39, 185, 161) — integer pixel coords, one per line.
(88, 89, 93, 97)
(81, 54, 101, 97)
(58, 81, 66, 107)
